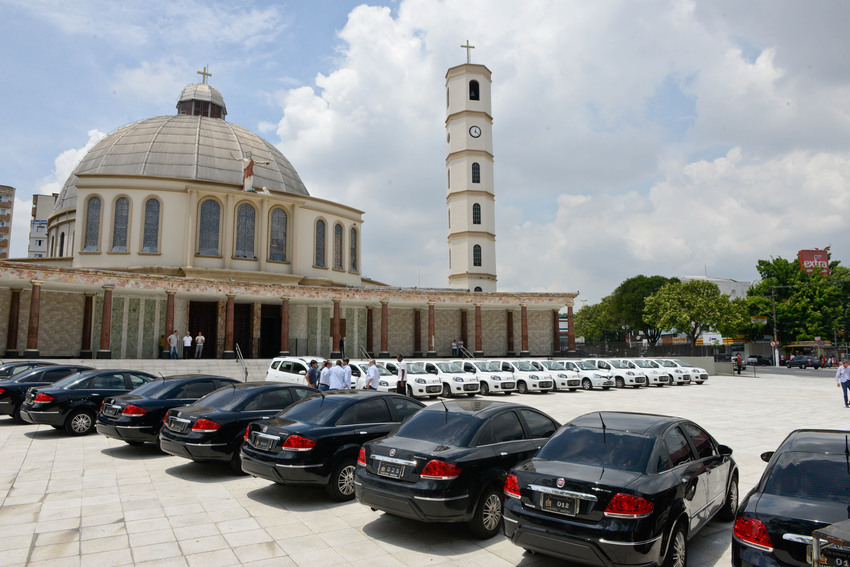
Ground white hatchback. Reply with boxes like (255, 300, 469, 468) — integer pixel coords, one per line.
(454, 359, 516, 395)
(531, 360, 581, 391)
(665, 359, 709, 384)
(422, 361, 480, 397)
(377, 360, 443, 399)
(491, 360, 554, 394)
(349, 361, 395, 392)
(654, 359, 693, 385)
(265, 356, 325, 386)
(622, 358, 670, 387)
(563, 359, 614, 390)
(593, 358, 647, 388)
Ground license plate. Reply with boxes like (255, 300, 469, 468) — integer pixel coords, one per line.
(104, 406, 119, 416)
(251, 433, 277, 451)
(540, 493, 577, 516)
(377, 463, 404, 479)
(821, 547, 850, 567)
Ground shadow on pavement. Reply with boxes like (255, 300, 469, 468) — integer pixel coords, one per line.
(101, 443, 169, 460)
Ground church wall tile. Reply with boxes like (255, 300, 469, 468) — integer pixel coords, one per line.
(387, 308, 415, 357)
(0, 289, 10, 351)
(126, 298, 141, 359)
(436, 309, 461, 357)
(289, 303, 309, 354)
(527, 309, 554, 355)
(39, 291, 84, 357)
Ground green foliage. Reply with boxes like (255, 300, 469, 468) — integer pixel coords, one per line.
(574, 296, 628, 342)
(610, 275, 678, 346)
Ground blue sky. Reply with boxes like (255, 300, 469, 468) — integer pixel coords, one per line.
(2, 0, 849, 305)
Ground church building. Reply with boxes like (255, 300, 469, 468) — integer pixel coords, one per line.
(0, 58, 576, 360)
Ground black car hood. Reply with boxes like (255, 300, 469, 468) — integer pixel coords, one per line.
(520, 459, 643, 488)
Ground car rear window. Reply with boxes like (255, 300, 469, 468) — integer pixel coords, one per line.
(129, 380, 174, 398)
(194, 387, 250, 411)
(392, 410, 480, 446)
(276, 395, 349, 425)
(536, 427, 654, 473)
(764, 453, 850, 501)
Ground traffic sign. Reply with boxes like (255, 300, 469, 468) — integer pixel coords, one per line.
(770, 340, 777, 347)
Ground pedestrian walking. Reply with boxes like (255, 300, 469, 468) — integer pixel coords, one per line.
(306, 359, 319, 388)
(836, 359, 850, 408)
(194, 331, 205, 359)
(735, 353, 743, 375)
(396, 354, 407, 395)
(168, 330, 179, 359)
(364, 359, 379, 390)
(182, 332, 193, 359)
(318, 360, 332, 391)
(451, 339, 458, 358)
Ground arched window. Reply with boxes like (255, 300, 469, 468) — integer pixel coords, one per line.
(333, 223, 344, 270)
(469, 80, 480, 101)
(58, 233, 65, 257)
(349, 227, 358, 272)
(234, 204, 255, 258)
(473, 244, 482, 267)
(83, 196, 101, 252)
(474, 286, 483, 292)
(269, 208, 287, 262)
(198, 199, 220, 256)
(472, 162, 480, 183)
(142, 198, 160, 253)
(472, 203, 482, 225)
(315, 219, 326, 267)
(111, 197, 129, 252)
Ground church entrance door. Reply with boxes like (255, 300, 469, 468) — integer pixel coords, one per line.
(259, 304, 281, 358)
(233, 303, 252, 358)
(188, 302, 218, 359)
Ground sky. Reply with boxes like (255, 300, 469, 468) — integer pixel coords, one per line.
(1, 0, 849, 306)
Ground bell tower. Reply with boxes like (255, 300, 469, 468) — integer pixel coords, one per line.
(446, 42, 497, 292)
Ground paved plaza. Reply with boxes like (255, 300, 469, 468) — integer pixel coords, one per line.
(0, 365, 846, 567)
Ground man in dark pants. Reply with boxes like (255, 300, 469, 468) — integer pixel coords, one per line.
(306, 360, 319, 388)
(735, 353, 743, 375)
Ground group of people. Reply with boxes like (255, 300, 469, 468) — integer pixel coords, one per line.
(303, 355, 409, 394)
(450, 339, 465, 357)
(835, 359, 850, 408)
(160, 330, 205, 359)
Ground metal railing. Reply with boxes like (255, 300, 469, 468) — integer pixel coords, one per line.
(234, 343, 248, 381)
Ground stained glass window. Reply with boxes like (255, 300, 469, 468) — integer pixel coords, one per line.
(111, 197, 129, 252)
(333, 224, 344, 269)
(350, 227, 358, 272)
(472, 162, 480, 183)
(269, 208, 287, 261)
(198, 199, 220, 256)
(83, 197, 101, 252)
(142, 199, 160, 253)
(315, 219, 326, 267)
(235, 204, 255, 258)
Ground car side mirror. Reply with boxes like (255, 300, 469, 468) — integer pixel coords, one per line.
(760, 451, 774, 463)
(299, 370, 306, 375)
(718, 444, 733, 456)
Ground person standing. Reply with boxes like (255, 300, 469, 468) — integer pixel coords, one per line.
(306, 359, 319, 388)
(451, 339, 458, 358)
(318, 360, 332, 391)
(182, 332, 193, 359)
(735, 353, 743, 375)
(457, 338, 464, 355)
(194, 331, 205, 359)
(339, 336, 345, 358)
(168, 330, 179, 359)
(836, 359, 850, 408)
(330, 360, 347, 390)
(342, 358, 352, 389)
(396, 354, 407, 395)
(365, 359, 380, 390)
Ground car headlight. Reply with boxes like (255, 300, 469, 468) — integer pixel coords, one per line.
(594, 373, 605, 379)
(674, 369, 683, 373)
(558, 373, 568, 379)
(415, 378, 426, 384)
(529, 374, 539, 380)
(378, 380, 388, 386)
(453, 376, 464, 382)
(491, 375, 501, 381)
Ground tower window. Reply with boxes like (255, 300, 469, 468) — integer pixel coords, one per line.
(474, 286, 483, 292)
(315, 219, 326, 267)
(472, 162, 480, 183)
(472, 203, 481, 225)
(473, 244, 482, 267)
(469, 80, 480, 101)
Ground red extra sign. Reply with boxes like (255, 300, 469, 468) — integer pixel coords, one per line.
(798, 249, 830, 275)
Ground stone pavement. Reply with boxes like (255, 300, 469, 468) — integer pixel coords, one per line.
(0, 366, 846, 566)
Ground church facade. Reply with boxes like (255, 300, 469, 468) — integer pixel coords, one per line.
(0, 62, 576, 360)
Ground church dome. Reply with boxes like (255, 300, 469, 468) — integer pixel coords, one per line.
(53, 82, 308, 213)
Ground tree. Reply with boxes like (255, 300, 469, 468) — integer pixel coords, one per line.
(644, 280, 747, 351)
(574, 296, 628, 343)
(610, 275, 678, 348)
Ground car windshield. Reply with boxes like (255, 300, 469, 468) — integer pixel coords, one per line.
(607, 360, 627, 369)
(515, 361, 536, 371)
(193, 387, 251, 411)
(473, 361, 497, 372)
(672, 360, 692, 367)
(276, 395, 349, 425)
(539, 361, 563, 370)
(437, 362, 464, 373)
(406, 363, 428, 375)
(368, 365, 392, 376)
(129, 379, 176, 398)
(577, 361, 597, 370)
(536, 426, 653, 473)
(656, 360, 676, 367)
(632, 360, 654, 369)
(392, 410, 479, 447)
(52, 372, 86, 389)
(763, 453, 850, 502)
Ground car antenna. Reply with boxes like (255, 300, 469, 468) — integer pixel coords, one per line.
(598, 412, 607, 444)
(438, 398, 449, 423)
(157, 371, 165, 379)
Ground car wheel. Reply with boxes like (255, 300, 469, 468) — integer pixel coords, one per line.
(664, 523, 687, 567)
(229, 446, 246, 475)
(326, 459, 357, 501)
(717, 476, 738, 522)
(442, 384, 452, 398)
(406, 385, 414, 397)
(582, 378, 593, 390)
(800, 364, 806, 370)
(11, 404, 24, 424)
(479, 383, 490, 396)
(65, 410, 95, 436)
(468, 486, 503, 539)
(615, 377, 625, 389)
(785, 363, 791, 368)
(516, 381, 528, 394)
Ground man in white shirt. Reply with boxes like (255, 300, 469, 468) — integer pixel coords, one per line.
(194, 331, 205, 359)
(342, 358, 352, 389)
(836, 359, 850, 408)
(182, 332, 193, 359)
(365, 359, 380, 390)
(396, 354, 407, 395)
(329, 360, 348, 390)
(318, 361, 332, 391)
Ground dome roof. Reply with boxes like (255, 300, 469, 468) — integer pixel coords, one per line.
(53, 82, 309, 214)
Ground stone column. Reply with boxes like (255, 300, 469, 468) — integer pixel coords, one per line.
(80, 293, 94, 359)
(474, 304, 483, 355)
(5, 288, 21, 357)
(164, 290, 176, 359)
(427, 302, 436, 357)
(366, 307, 374, 355)
(553, 309, 561, 356)
(97, 285, 114, 359)
(379, 300, 389, 357)
(279, 297, 290, 356)
(567, 304, 576, 351)
(413, 309, 422, 357)
(223, 294, 235, 359)
(330, 299, 341, 358)
(506, 309, 516, 357)
(24, 281, 42, 358)
(520, 304, 530, 356)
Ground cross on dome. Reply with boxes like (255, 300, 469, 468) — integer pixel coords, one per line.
(197, 65, 212, 84)
(461, 40, 475, 63)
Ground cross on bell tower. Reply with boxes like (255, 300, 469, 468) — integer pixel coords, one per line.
(460, 40, 475, 63)
(197, 65, 212, 84)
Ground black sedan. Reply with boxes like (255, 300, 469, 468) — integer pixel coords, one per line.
(97, 374, 240, 446)
(20, 369, 157, 435)
(785, 355, 820, 369)
(241, 390, 424, 501)
(0, 364, 93, 423)
(159, 382, 317, 472)
(0, 360, 57, 379)
(355, 399, 560, 538)
(732, 429, 850, 567)
(503, 411, 738, 566)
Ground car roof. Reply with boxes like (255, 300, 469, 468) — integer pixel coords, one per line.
(421, 398, 528, 417)
(780, 429, 850, 454)
(159, 374, 234, 381)
(0, 361, 56, 368)
(568, 411, 680, 435)
(228, 381, 316, 390)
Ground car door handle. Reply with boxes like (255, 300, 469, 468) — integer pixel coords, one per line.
(359, 431, 368, 434)
(500, 452, 508, 456)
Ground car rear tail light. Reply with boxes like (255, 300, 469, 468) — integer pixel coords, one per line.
(243, 426, 250, 440)
(357, 447, 366, 465)
(122, 405, 147, 416)
(281, 435, 316, 451)
(604, 493, 654, 517)
(34, 393, 54, 403)
(192, 418, 221, 432)
(0, 388, 5, 394)
(504, 474, 521, 499)
(420, 460, 461, 479)
(734, 517, 774, 551)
